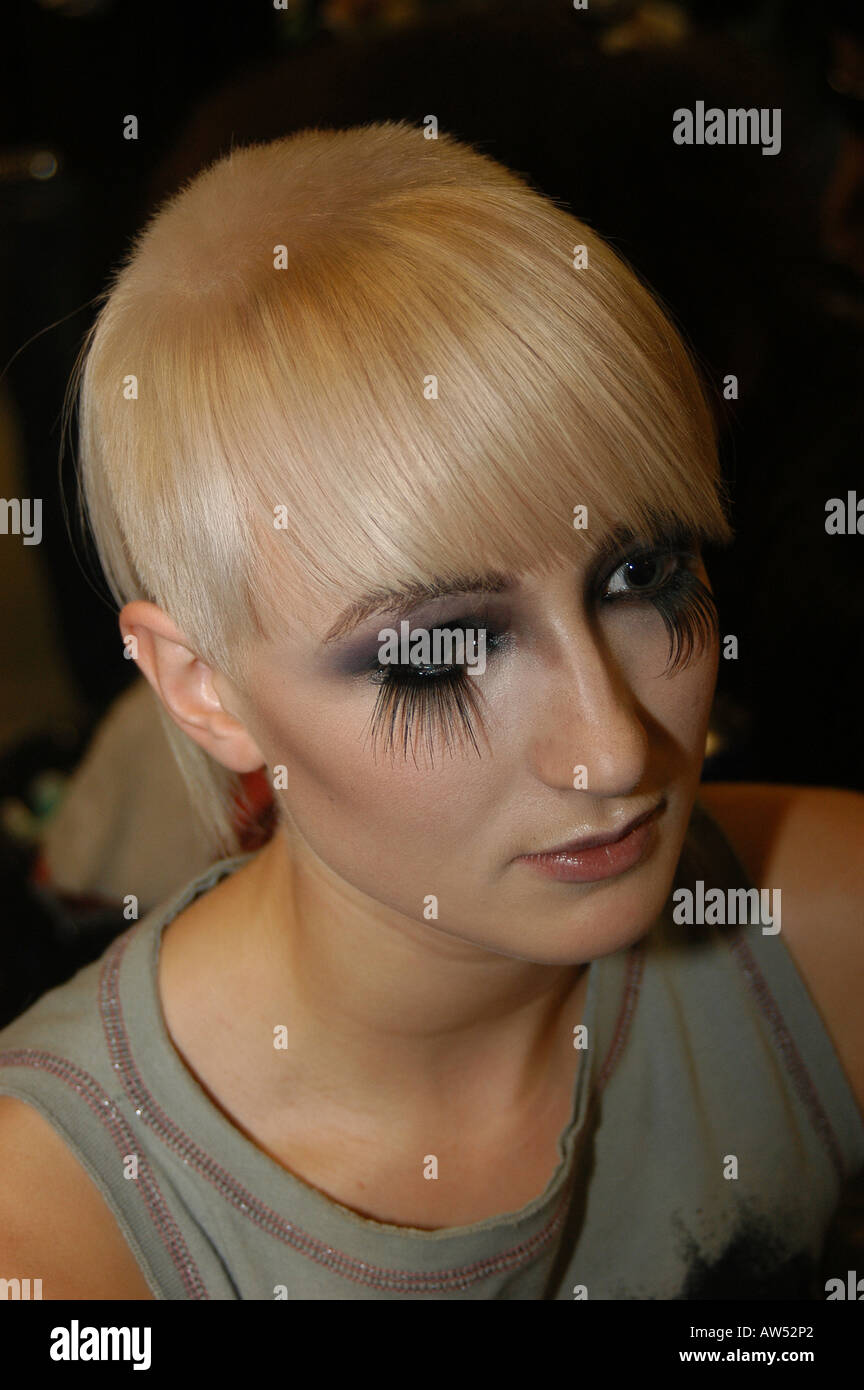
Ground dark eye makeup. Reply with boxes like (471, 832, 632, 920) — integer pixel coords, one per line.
(352, 535, 718, 765)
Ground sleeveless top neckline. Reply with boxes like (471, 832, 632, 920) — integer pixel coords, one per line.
(107, 850, 636, 1257)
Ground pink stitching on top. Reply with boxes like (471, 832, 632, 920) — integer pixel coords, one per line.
(0, 1047, 209, 1299)
(725, 928, 847, 1182)
(597, 944, 645, 1093)
(97, 921, 643, 1293)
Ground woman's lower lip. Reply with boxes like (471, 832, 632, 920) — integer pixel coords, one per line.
(516, 814, 659, 883)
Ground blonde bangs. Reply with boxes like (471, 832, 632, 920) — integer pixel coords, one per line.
(150, 182, 729, 638)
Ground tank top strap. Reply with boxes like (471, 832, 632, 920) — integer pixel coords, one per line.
(684, 796, 864, 1185)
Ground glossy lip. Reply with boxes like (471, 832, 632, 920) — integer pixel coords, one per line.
(515, 799, 665, 884)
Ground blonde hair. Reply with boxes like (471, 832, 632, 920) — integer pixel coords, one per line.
(72, 119, 731, 860)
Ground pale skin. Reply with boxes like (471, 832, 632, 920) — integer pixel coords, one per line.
(1, 540, 863, 1299)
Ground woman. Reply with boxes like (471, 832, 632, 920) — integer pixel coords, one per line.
(0, 120, 862, 1300)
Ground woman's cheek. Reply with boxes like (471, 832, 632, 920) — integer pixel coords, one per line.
(247, 681, 495, 872)
(637, 645, 719, 775)
(606, 605, 719, 732)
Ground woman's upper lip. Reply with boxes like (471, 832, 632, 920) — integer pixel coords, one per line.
(520, 801, 663, 857)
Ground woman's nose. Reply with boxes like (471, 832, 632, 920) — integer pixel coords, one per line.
(527, 631, 650, 798)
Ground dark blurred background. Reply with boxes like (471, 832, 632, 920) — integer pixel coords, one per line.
(1, 0, 863, 1020)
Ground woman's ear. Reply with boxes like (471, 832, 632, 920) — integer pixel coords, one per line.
(118, 600, 266, 774)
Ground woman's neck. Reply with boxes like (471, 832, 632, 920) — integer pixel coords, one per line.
(159, 826, 588, 1139)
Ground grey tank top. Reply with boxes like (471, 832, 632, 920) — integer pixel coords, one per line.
(1, 802, 862, 1300)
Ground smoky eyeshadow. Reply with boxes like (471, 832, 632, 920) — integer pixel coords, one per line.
(328, 598, 511, 677)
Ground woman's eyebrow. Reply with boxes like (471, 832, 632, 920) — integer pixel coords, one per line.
(323, 570, 514, 645)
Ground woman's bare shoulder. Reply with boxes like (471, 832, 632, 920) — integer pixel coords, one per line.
(0, 1094, 154, 1300)
(698, 782, 864, 1115)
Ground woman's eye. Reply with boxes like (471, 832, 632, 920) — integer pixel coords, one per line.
(372, 623, 497, 680)
(604, 551, 681, 597)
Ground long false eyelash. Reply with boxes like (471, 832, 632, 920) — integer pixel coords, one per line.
(365, 662, 488, 767)
(650, 569, 720, 675)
